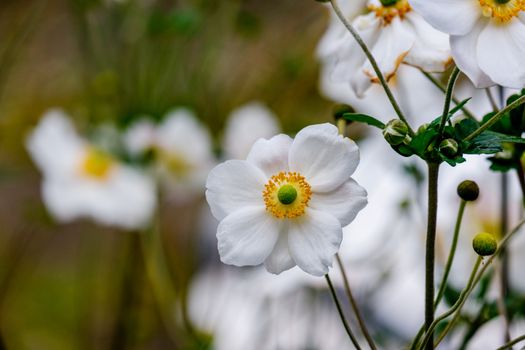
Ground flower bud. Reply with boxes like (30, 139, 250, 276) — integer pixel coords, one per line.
(439, 138, 459, 157)
(417, 123, 429, 135)
(383, 119, 408, 146)
(472, 232, 497, 256)
(457, 180, 479, 201)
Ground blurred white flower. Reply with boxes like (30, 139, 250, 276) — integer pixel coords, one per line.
(466, 316, 525, 349)
(409, 0, 525, 88)
(27, 109, 156, 230)
(206, 123, 367, 276)
(318, 0, 451, 97)
(222, 102, 280, 160)
(124, 108, 215, 199)
(189, 266, 355, 350)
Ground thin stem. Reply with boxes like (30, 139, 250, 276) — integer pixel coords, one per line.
(424, 162, 440, 350)
(486, 88, 499, 112)
(499, 172, 511, 343)
(418, 257, 482, 350)
(325, 274, 362, 350)
(517, 161, 525, 206)
(465, 95, 525, 141)
(434, 200, 467, 310)
(496, 334, 525, 350)
(420, 70, 476, 120)
(336, 254, 377, 350)
(329, 0, 414, 136)
(439, 67, 461, 134)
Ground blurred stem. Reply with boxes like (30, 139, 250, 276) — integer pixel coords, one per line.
(486, 88, 499, 112)
(109, 233, 143, 350)
(516, 160, 525, 206)
(496, 334, 525, 350)
(499, 172, 511, 343)
(424, 162, 440, 350)
(420, 70, 476, 120)
(325, 274, 362, 350)
(465, 95, 525, 141)
(418, 257, 482, 350)
(439, 67, 460, 134)
(335, 254, 377, 350)
(434, 200, 467, 310)
(329, 0, 414, 136)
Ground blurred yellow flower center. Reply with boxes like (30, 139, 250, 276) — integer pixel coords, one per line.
(479, 0, 525, 23)
(162, 151, 192, 177)
(370, 0, 411, 24)
(81, 149, 113, 179)
(263, 171, 312, 219)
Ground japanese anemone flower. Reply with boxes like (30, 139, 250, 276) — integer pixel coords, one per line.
(318, 0, 451, 97)
(409, 0, 525, 88)
(27, 109, 156, 229)
(206, 123, 367, 276)
(124, 108, 215, 199)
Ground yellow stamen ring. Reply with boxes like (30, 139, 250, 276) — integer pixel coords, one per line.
(80, 148, 114, 179)
(479, 0, 525, 23)
(369, 0, 412, 25)
(263, 171, 312, 219)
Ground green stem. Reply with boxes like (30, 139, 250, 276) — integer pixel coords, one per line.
(517, 160, 525, 206)
(465, 95, 525, 141)
(439, 67, 461, 134)
(325, 274, 362, 349)
(434, 200, 467, 309)
(418, 257, 482, 350)
(424, 162, 440, 350)
(485, 88, 499, 112)
(499, 172, 511, 343)
(496, 334, 525, 350)
(335, 254, 377, 350)
(420, 70, 476, 120)
(329, 0, 414, 136)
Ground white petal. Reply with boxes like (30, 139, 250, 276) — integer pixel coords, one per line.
(123, 119, 157, 156)
(289, 123, 360, 192)
(362, 17, 415, 81)
(409, 0, 481, 36)
(404, 13, 452, 72)
(450, 19, 494, 88)
(264, 225, 295, 274)
(477, 19, 525, 89)
(288, 209, 343, 276)
(309, 178, 367, 227)
(206, 160, 267, 221)
(246, 134, 292, 178)
(217, 207, 280, 266)
(222, 102, 280, 160)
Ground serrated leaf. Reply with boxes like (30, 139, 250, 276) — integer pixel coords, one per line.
(341, 113, 385, 129)
(409, 128, 439, 156)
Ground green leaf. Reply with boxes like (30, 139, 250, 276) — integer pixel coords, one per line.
(429, 98, 472, 128)
(341, 113, 385, 129)
(409, 128, 439, 157)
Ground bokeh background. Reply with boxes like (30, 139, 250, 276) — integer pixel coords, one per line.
(0, 0, 347, 349)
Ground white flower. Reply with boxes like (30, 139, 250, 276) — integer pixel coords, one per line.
(124, 108, 215, 199)
(205, 123, 367, 276)
(27, 109, 156, 229)
(318, 0, 451, 97)
(409, 0, 525, 88)
(222, 102, 280, 160)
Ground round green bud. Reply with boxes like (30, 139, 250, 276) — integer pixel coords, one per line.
(383, 119, 408, 146)
(472, 232, 497, 256)
(333, 104, 355, 120)
(439, 138, 459, 157)
(417, 123, 429, 135)
(495, 0, 511, 4)
(457, 180, 479, 201)
(380, 0, 399, 6)
(278, 184, 297, 205)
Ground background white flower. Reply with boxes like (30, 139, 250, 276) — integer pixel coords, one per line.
(222, 101, 280, 160)
(124, 108, 215, 200)
(409, 0, 525, 88)
(318, 0, 451, 97)
(206, 123, 367, 276)
(27, 109, 157, 230)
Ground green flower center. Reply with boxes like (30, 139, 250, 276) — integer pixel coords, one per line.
(277, 184, 298, 205)
(380, 0, 399, 6)
(496, 0, 511, 4)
